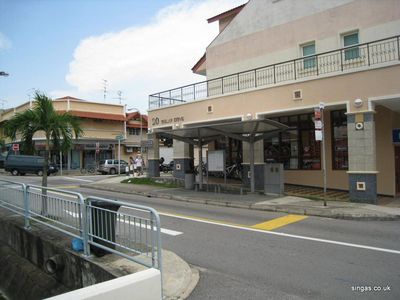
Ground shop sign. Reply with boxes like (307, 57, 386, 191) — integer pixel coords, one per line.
(393, 129, 400, 143)
(84, 143, 111, 150)
(151, 116, 184, 126)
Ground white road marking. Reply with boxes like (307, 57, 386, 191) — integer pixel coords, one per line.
(62, 177, 94, 183)
(159, 212, 400, 255)
(65, 210, 182, 237)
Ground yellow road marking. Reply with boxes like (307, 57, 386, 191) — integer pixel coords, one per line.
(251, 214, 308, 231)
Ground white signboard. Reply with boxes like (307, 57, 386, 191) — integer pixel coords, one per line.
(315, 130, 323, 141)
(207, 150, 225, 172)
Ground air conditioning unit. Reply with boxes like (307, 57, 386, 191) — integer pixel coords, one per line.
(293, 89, 302, 100)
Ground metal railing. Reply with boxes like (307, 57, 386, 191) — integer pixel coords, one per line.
(149, 35, 400, 109)
(0, 180, 162, 271)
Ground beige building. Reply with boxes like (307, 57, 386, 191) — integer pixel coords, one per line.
(147, 0, 400, 203)
(0, 96, 148, 170)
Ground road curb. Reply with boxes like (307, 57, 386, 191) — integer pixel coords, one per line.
(80, 184, 400, 221)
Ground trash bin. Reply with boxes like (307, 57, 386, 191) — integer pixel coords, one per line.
(90, 200, 121, 257)
(185, 173, 195, 190)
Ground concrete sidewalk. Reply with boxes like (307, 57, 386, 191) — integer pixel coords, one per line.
(81, 175, 400, 221)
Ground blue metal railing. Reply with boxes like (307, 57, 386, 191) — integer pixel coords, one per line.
(149, 35, 400, 109)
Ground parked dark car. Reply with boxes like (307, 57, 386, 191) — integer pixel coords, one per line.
(4, 155, 58, 176)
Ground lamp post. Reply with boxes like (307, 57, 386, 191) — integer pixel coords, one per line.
(0, 71, 9, 77)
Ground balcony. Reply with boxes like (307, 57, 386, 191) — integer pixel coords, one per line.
(149, 35, 400, 109)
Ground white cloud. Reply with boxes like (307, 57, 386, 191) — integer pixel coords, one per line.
(65, 0, 246, 112)
(0, 32, 12, 50)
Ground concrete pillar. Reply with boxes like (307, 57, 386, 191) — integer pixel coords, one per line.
(147, 133, 160, 177)
(347, 112, 378, 203)
(173, 140, 194, 179)
(242, 139, 265, 190)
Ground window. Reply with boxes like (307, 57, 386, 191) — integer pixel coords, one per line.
(302, 42, 316, 69)
(264, 113, 321, 170)
(331, 110, 348, 170)
(343, 32, 359, 60)
(128, 128, 141, 135)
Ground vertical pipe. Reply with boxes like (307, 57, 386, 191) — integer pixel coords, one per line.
(150, 213, 155, 267)
(60, 151, 63, 176)
(23, 184, 30, 229)
(321, 109, 327, 206)
(118, 139, 121, 175)
(81, 197, 90, 256)
(249, 138, 255, 193)
(198, 138, 203, 190)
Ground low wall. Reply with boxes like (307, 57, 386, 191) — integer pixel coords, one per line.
(46, 269, 161, 300)
(0, 209, 151, 299)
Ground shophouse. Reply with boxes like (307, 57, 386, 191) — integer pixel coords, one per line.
(147, 0, 400, 203)
(0, 96, 148, 170)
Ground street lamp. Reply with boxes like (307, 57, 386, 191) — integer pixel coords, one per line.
(0, 71, 9, 77)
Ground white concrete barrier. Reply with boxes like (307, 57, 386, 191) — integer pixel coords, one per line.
(46, 268, 162, 300)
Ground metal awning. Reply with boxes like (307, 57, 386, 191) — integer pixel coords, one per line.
(154, 119, 288, 144)
(153, 119, 289, 193)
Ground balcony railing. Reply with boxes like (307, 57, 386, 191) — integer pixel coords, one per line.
(149, 35, 400, 109)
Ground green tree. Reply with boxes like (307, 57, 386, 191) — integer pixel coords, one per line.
(4, 91, 83, 188)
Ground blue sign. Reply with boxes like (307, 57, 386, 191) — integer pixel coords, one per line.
(393, 129, 400, 143)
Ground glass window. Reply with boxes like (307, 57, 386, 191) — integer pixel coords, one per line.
(128, 128, 140, 135)
(343, 32, 359, 60)
(264, 112, 321, 170)
(331, 110, 348, 170)
(302, 43, 316, 69)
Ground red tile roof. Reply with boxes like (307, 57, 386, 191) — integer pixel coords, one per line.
(207, 3, 246, 23)
(58, 110, 126, 121)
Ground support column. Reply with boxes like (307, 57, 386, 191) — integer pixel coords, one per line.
(347, 112, 378, 203)
(242, 139, 265, 190)
(173, 140, 194, 179)
(147, 133, 160, 177)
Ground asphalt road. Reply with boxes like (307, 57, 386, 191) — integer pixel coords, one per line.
(1, 174, 399, 299)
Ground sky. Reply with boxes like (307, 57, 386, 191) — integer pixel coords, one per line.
(0, 0, 246, 113)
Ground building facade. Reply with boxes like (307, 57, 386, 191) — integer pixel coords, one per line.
(147, 0, 400, 203)
(0, 96, 148, 169)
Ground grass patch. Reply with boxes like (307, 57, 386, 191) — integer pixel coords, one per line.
(121, 177, 178, 188)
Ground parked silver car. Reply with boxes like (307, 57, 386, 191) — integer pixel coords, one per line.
(98, 159, 128, 175)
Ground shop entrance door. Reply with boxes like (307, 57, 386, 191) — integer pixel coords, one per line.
(396, 146, 400, 195)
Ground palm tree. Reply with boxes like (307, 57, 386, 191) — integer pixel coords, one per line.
(5, 91, 83, 189)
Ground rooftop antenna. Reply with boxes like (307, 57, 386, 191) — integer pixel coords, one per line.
(114, 90, 126, 104)
(103, 79, 108, 101)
